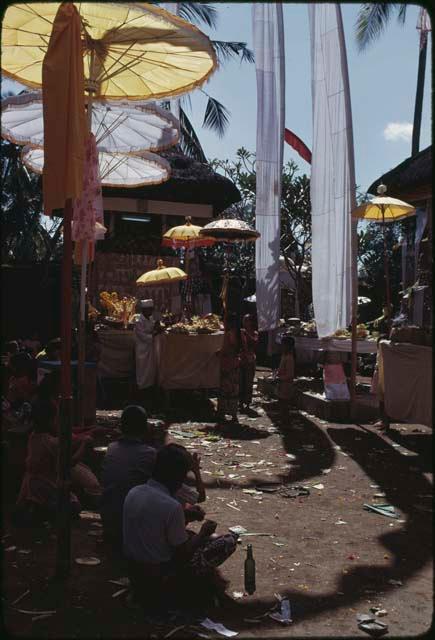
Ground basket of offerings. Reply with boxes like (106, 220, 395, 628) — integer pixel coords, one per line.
(99, 291, 137, 329)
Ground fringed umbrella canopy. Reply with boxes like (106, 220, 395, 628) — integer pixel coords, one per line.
(162, 216, 215, 248)
(22, 146, 171, 188)
(136, 259, 187, 286)
(199, 218, 260, 242)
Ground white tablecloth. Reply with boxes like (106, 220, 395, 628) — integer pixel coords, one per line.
(97, 329, 223, 389)
(294, 336, 377, 353)
(380, 341, 432, 427)
(156, 332, 223, 390)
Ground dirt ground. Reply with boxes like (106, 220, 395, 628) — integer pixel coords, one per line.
(2, 380, 433, 638)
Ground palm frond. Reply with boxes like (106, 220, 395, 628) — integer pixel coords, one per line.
(179, 107, 207, 163)
(355, 3, 398, 50)
(202, 95, 230, 138)
(211, 40, 254, 64)
(178, 2, 218, 28)
(397, 4, 407, 24)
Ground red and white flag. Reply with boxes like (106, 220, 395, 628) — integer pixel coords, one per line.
(284, 128, 312, 163)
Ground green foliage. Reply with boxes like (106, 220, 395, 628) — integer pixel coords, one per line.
(205, 149, 312, 311)
(355, 3, 407, 51)
(154, 1, 254, 154)
(1, 139, 61, 264)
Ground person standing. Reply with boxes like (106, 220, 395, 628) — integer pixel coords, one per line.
(134, 300, 160, 392)
(216, 314, 241, 424)
(239, 314, 258, 413)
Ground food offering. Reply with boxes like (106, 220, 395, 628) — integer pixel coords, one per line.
(299, 320, 318, 337)
(99, 291, 137, 328)
(165, 314, 223, 335)
(332, 323, 371, 340)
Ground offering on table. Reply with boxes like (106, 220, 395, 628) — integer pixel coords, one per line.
(300, 320, 317, 336)
(99, 291, 137, 327)
(165, 313, 223, 335)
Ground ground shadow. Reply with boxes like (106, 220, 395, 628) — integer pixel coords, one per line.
(221, 424, 433, 632)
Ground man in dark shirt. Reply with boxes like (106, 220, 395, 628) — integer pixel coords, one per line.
(100, 405, 156, 549)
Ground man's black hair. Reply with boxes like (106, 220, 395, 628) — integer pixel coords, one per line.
(152, 444, 191, 491)
(121, 405, 149, 438)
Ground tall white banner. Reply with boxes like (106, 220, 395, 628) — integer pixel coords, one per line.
(253, 3, 285, 332)
(309, 4, 357, 338)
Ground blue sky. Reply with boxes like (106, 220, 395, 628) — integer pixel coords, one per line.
(185, 2, 432, 193)
(2, 3, 431, 194)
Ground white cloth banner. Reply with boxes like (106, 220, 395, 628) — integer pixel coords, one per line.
(309, 4, 357, 338)
(253, 3, 285, 332)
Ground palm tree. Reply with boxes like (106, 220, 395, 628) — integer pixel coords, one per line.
(154, 2, 254, 160)
(355, 4, 429, 156)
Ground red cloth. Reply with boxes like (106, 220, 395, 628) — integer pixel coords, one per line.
(284, 128, 312, 164)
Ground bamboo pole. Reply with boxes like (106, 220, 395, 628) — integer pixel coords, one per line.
(55, 198, 73, 579)
(77, 52, 95, 428)
(349, 219, 358, 420)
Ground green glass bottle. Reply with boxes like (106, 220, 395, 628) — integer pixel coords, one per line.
(244, 544, 256, 595)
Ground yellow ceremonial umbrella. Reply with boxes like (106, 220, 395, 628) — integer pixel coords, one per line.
(136, 259, 187, 286)
(1, 3, 217, 101)
(162, 217, 216, 249)
(352, 184, 416, 324)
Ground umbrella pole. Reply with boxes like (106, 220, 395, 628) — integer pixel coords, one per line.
(77, 79, 95, 428)
(382, 206, 392, 331)
(56, 199, 74, 579)
(77, 241, 88, 428)
(350, 220, 358, 420)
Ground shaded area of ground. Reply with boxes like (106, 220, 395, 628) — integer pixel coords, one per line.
(2, 383, 433, 638)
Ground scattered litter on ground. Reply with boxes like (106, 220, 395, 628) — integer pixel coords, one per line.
(269, 597, 292, 624)
(312, 484, 324, 490)
(109, 577, 130, 587)
(321, 469, 331, 474)
(11, 590, 30, 606)
(357, 613, 389, 636)
(387, 579, 403, 587)
(75, 557, 101, 566)
(79, 511, 101, 521)
(232, 591, 244, 599)
(5, 546, 17, 552)
(16, 609, 57, 616)
(228, 526, 247, 536)
(112, 588, 128, 599)
(164, 625, 186, 638)
(364, 504, 398, 519)
(335, 519, 347, 525)
(200, 618, 238, 637)
(370, 607, 388, 617)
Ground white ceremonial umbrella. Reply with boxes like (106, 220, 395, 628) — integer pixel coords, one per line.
(2, 92, 180, 153)
(22, 146, 171, 187)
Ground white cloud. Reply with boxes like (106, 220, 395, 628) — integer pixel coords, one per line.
(383, 122, 413, 142)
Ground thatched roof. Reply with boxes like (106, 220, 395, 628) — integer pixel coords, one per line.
(102, 148, 241, 215)
(368, 145, 432, 201)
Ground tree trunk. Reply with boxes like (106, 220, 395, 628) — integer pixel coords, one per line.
(411, 38, 427, 157)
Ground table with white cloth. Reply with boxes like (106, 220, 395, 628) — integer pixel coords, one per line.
(156, 332, 223, 390)
(97, 329, 136, 379)
(97, 328, 223, 390)
(379, 341, 432, 427)
(293, 336, 377, 363)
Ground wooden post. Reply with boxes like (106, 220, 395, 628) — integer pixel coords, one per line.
(349, 219, 358, 420)
(56, 198, 73, 579)
(411, 37, 427, 157)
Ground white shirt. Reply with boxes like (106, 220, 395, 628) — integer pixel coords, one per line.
(123, 479, 188, 564)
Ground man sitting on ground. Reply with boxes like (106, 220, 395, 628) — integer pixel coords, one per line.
(101, 406, 207, 550)
(101, 405, 156, 549)
(123, 443, 237, 607)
